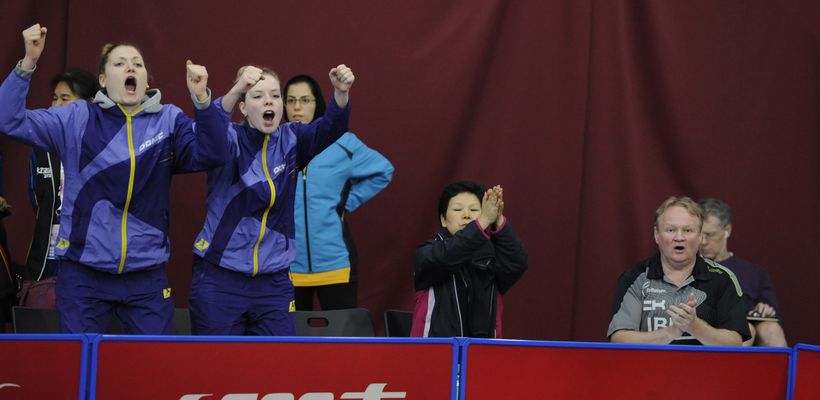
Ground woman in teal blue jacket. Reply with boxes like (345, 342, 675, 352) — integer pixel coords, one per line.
(284, 74, 394, 311)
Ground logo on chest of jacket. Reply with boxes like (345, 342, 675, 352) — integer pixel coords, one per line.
(36, 167, 53, 178)
(139, 131, 167, 153)
(272, 163, 287, 176)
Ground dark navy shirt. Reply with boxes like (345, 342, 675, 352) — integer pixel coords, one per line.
(720, 255, 783, 320)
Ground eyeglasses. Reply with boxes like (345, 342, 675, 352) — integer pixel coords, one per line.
(702, 229, 725, 241)
(286, 97, 316, 106)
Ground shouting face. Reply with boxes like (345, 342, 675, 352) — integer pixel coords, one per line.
(99, 45, 148, 113)
(654, 205, 702, 269)
(240, 74, 284, 135)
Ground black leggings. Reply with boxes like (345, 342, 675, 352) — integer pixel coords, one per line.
(294, 281, 358, 311)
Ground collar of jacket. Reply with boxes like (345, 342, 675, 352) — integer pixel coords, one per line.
(93, 88, 162, 114)
(646, 252, 712, 281)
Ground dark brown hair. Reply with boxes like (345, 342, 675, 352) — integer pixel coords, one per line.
(98, 42, 145, 74)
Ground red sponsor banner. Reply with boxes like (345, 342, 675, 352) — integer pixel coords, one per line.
(92, 337, 456, 399)
(793, 344, 820, 399)
(462, 340, 790, 400)
(0, 335, 86, 400)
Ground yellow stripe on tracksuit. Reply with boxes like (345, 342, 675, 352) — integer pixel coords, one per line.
(253, 135, 276, 277)
(290, 267, 351, 286)
(117, 105, 143, 274)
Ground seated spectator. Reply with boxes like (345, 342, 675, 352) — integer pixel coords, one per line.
(411, 181, 528, 338)
(608, 196, 750, 345)
(698, 198, 787, 347)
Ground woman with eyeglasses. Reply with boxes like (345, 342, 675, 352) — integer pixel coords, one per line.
(188, 66, 355, 335)
(0, 24, 233, 334)
(283, 75, 393, 312)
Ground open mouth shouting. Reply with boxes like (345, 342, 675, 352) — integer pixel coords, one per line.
(125, 76, 138, 95)
(263, 110, 276, 125)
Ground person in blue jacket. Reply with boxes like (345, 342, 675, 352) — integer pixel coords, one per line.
(0, 24, 233, 334)
(284, 74, 393, 311)
(190, 64, 355, 335)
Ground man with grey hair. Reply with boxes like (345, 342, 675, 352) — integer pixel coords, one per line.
(607, 196, 750, 345)
(698, 198, 787, 347)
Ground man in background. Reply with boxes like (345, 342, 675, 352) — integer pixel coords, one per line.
(698, 198, 787, 347)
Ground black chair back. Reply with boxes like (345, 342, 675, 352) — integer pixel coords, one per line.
(295, 307, 375, 337)
(172, 308, 191, 335)
(384, 309, 413, 337)
(13, 306, 192, 334)
(12, 306, 60, 333)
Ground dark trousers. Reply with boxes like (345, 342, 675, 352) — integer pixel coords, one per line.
(56, 260, 174, 334)
(294, 281, 358, 311)
(189, 256, 295, 336)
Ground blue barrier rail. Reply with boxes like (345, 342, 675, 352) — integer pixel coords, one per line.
(2, 335, 818, 399)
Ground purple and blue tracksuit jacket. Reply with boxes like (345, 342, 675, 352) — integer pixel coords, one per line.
(192, 97, 350, 277)
(0, 65, 231, 274)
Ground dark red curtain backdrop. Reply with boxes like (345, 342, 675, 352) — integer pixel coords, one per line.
(1, 1, 817, 343)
